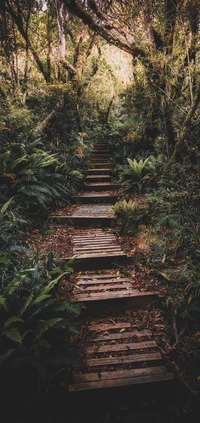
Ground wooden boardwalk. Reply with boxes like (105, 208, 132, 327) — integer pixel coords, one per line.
(53, 138, 175, 393)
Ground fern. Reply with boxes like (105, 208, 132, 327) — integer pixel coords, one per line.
(4, 280, 20, 296)
(3, 316, 24, 327)
(1, 197, 14, 213)
(19, 292, 34, 316)
(2, 328, 22, 343)
(42, 272, 69, 295)
(30, 294, 52, 307)
(33, 318, 63, 342)
(0, 295, 8, 311)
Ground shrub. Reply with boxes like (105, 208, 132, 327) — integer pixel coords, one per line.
(113, 199, 149, 235)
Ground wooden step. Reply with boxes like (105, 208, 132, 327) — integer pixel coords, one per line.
(85, 175, 112, 183)
(87, 169, 113, 175)
(84, 183, 121, 192)
(90, 163, 111, 169)
(51, 216, 116, 227)
(68, 320, 174, 392)
(63, 230, 129, 270)
(64, 252, 128, 271)
(72, 194, 119, 204)
(89, 154, 111, 159)
(51, 204, 116, 227)
(72, 271, 159, 314)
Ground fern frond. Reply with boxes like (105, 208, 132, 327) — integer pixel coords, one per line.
(19, 291, 34, 316)
(3, 316, 24, 327)
(2, 328, 22, 343)
(4, 279, 20, 296)
(31, 294, 52, 307)
(7, 155, 28, 171)
(64, 301, 81, 315)
(1, 197, 14, 213)
(0, 295, 8, 311)
(33, 318, 63, 342)
(42, 272, 68, 295)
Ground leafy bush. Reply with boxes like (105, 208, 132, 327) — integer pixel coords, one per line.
(0, 140, 84, 212)
(118, 155, 163, 192)
(0, 252, 80, 403)
(113, 199, 149, 235)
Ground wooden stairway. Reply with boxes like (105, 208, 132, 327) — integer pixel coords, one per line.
(55, 137, 175, 393)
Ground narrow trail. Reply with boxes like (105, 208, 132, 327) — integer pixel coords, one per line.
(50, 138, 191, 422)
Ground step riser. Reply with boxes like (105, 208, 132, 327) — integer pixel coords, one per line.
(85, 177, 112, 183)
(87, 170, 113, 175)
(51, 216, 116, 228)
(63, 255, 128, 271)
(73, 293, 159, 315)
(84, 184, 120, 191)
(72, 196, 118, 204)
(90, 164, 111, 169)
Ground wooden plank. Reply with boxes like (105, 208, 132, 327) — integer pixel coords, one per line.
(73, 240, 117, 246)
(88, 322, 132, 331)
(86, 352, 162, 367)
(74, 283, 132, 292)
(73, 247, 122, 253)
(68, 373, 174, 391)
(73, 238, 116, 243)
(72, 365, 167, 383)
(74, 252, 126, 258)
(77, 275, 126, 280)
(73, 291, 155, 302)
(85, 341, 157, 354)
(89, 330, 152, 341)
(76, 278, 131, 285)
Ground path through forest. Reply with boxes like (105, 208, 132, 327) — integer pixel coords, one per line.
(29, 138, 197, 423)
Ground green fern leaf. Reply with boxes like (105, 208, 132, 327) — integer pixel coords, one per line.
(0, 150, 11, 173)
(7, 155, 28, 171)
(31, 294, 51, 307)
(4, 279, 20, 296)
(22, 329, 33, 339)
(42, 272, 68, 295)
(64, 301, 81, 315)
(33, 318, 63, 341)
(1, 197, 14, 213)
(3, 316, 24, 327)
(0, 295, 8, 311)
(19, 292, 34, 316)
(2, 328, 22, 343)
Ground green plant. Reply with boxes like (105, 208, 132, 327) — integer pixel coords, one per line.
(118, 155, 163, 192)
(0, 140, 84, 212)
(0, 253, 80, 404)
(113, 199, 149, 235)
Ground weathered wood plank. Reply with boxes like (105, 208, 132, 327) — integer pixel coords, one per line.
(89, 330, 152, 342)
(76, 278, 131, 285)
(72, 365, 167, 383)
(86, 352, 162, 367)
(77, 274, 126, 280)
(88, 322, 132, 331)
(73, 291, 156, 302)
(68, 373, 174, 391)
(74, 283, 132, 292)
(85, 341, 157, 354)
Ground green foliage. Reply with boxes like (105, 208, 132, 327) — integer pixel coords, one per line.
(118, 155, 163, 192)
(0, 139, 84, 212)
(0, 252, 80, 400)
(113, 199, 149, 235)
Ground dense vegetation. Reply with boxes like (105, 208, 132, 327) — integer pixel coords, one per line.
(1, 0, 200, 420)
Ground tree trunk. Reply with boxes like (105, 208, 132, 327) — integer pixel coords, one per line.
(32, 96, 66, 135)
(163, 82, 200, 173)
